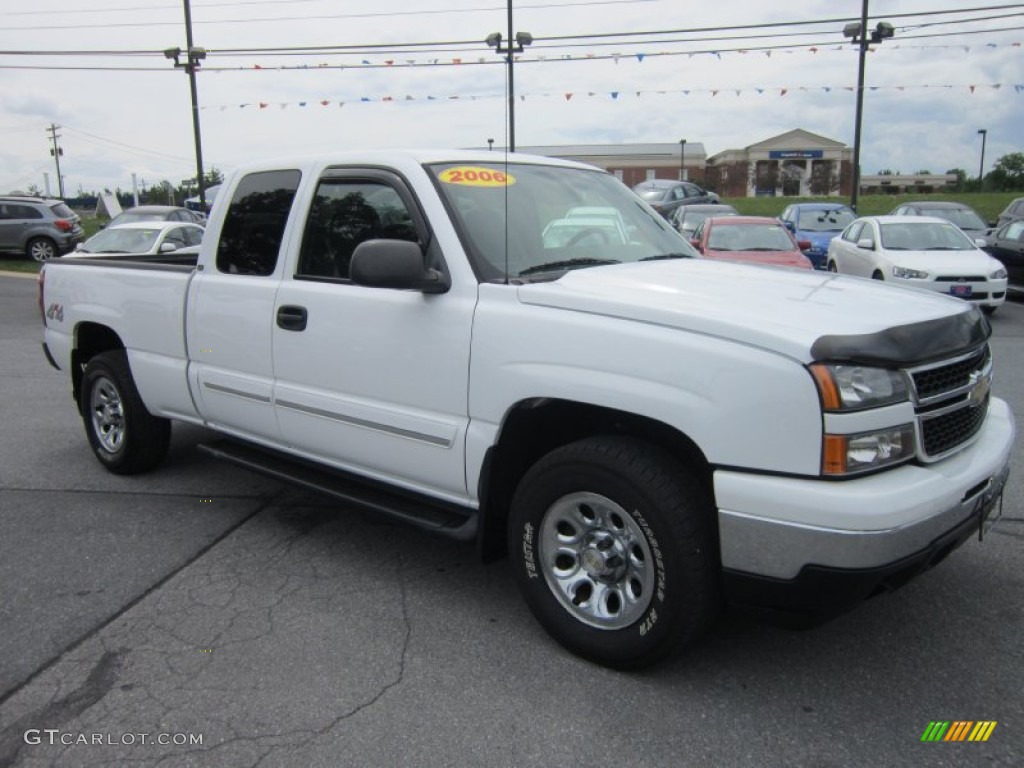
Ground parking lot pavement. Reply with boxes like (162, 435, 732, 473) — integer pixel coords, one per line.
(1, 275, 1021, 767)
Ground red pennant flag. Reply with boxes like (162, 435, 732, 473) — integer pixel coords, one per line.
(969, 85, 976, 93)
(780, 89, 788, 96)
(565, 93, 573, 100)
(259, 102, 268, 109)
(320, 100, 330, 106)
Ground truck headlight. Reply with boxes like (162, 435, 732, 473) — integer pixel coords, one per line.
(893, 266, 928, 279)
(809, 364, 909, 411)
(990, 267, 1007, 279)
(823, 425, 916, 475)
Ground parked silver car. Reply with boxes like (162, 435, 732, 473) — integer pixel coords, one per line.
(0, 196, 84, 261)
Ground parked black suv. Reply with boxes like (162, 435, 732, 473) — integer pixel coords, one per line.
(0, 197, 85, 261)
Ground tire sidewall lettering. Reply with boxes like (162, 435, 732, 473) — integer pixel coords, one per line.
(631, 508, 667, 605)
(521, 521, 539, 579)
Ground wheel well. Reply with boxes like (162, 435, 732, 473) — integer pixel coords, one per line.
(71, 323, 125, 404)
(477, 398, 713, 562)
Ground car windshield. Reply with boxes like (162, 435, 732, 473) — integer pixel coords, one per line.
(707, 223, 796, 252)
(880, 221, 975, 251)
(429, 163, 696, 280)
(797, 209, 856, 232)
(82, 227, 161, 253)
(921, 208, 987, 230)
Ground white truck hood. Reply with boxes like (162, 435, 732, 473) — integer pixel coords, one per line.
(516, 259, 987, 365)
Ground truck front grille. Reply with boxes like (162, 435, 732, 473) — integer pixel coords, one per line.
(909, 344, 991, 461)
(911, 345, 989, 401)
(920, 397, 989, 457)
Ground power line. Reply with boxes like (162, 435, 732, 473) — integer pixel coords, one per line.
(3, 9, 1021, 60)
(1, 0, 659, 29)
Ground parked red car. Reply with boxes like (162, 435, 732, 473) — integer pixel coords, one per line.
(690, 216, 813, 269)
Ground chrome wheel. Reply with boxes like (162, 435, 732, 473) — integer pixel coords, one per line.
(89, 375, 125, 454)
(538, 492, 654, 630)
(29, 238, 57, 262)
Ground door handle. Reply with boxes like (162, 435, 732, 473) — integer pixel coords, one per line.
(276, 305, 308, 331)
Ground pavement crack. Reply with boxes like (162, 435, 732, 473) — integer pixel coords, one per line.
(0, 650, 126, 767)
(0, 490, 285, 710)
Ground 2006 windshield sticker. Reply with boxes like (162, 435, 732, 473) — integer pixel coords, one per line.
(438, 167, 516, 187)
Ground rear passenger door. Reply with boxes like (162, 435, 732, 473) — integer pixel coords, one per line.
(186, 169, 301, 442)
(271, 168, 476, 500)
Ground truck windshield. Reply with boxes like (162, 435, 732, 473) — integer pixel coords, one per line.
(427, 162, 697, 281)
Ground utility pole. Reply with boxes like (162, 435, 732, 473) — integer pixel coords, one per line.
(46, 124, 64, 198)
(166, 0, 207, 208)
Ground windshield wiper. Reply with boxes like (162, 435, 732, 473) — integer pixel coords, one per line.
(517, 257, 620, 276)
(640, 252, 693, 261)
(925, 246, 962, 251)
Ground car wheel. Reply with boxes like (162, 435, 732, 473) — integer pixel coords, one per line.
(509, 436, 718, 669)
(872, 270, 884, 280)
(982, 306, 998, 316)
(827, 261, 838, 273)
(27, 237, 58, 262)
(81, 350, 171, 474)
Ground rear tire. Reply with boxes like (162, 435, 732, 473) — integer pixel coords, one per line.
(80, 350, 171, 474)
(827, 261, 838, 273)
(982, 306, 998, 316)
(871, 269, 884, 280)
(28, 237, 58, 262)
(508, 436, 718, 669)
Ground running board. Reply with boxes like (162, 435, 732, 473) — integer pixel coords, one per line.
(197, 439, 478, 541)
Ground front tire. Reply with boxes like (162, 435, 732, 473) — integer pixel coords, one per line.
(80, 350, 171, 474)
(509, 436, 718, 669)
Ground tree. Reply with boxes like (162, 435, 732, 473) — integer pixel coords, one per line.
(809, 161, 840, 196)
(945, 168, 967, 192)
(987, 152, 1024, 191)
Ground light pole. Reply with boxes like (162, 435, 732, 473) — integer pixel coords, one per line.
(165, 0, 207, 209)
(679, 139, 687, 181)
(843, 1, 893, 212)
(977, 129, 988, 191)
(486, 3, 532, 153)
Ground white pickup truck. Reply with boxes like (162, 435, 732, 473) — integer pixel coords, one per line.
(40, 151, 1015, 668)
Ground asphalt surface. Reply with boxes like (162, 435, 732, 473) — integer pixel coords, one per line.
(0, 272, 1021, 767)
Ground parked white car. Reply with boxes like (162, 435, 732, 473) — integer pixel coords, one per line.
(826, 215, 1008, 314)
(71, 221, 205, 258)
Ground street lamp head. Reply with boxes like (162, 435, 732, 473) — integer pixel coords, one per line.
(515, 32, 533, 47)
(871, 22, 895, 42)
(978, 128, 988, 136)
(842, 22, 862, 40)
(163, 47, 182, 61)
(485, 32, 502, 48)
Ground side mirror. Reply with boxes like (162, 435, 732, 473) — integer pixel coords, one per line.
(350, 239, 449, 294)
(159, 242, 178, 252)
(783, 221, 796, 233)
(856, 238, 875, 250)
(690, 238, 703, 252)
(75, 243, 84, 251)
(975, 238, 988, 248)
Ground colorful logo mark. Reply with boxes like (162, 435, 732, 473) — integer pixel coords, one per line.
(921, 721, 997, 742)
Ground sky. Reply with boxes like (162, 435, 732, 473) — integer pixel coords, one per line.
(1, 0, 1021, 197)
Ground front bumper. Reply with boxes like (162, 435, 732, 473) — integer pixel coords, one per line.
(715, 397, 1014, 624)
